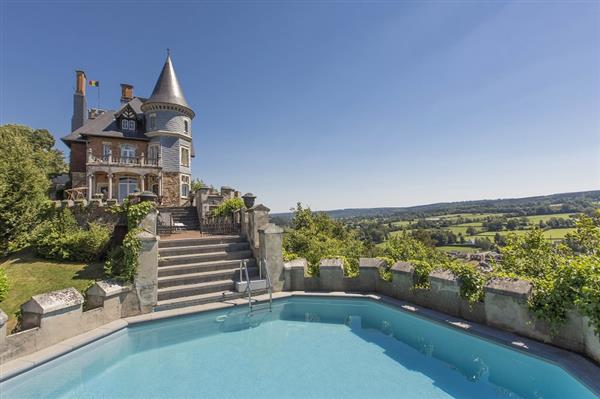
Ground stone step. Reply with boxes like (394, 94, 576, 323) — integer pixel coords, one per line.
(158, 267, 259, 288)
(157, 279, 237, 301)
(159, 242, 250, 257)
(158, 258, 257, 277)
(159, 250, 252, 267)
(158, 235, 245, 249)
(154, 288, 268, 312)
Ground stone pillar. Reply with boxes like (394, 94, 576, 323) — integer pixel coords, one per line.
(140, 174, 145, 192)
(0, 309, 7, 347)
(108, 173, 113, 199)
(258, 223, 284, 291)
(428, 270, 461, 317)
(247, 204, 270, 252)
(357, 258, 383, 292)
(158, 173, 163, 196)
(390, 261, 415, 300)
(87, 147, 93, 163)
(86, 280, 130, 319)
(320, 258, 345, 291)
(87, 173, 93, 201)
(20, 288, 84, 346)
(284, 258, 307, 291)
(135, 231, 159, 313)
(484, 278, 543, 340)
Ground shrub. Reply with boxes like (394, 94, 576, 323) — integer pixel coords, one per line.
(212, 197, 245, 217)
(30, 208, 110, 262)
(283, 203, 365, 276)
(0, 268, 9, 302)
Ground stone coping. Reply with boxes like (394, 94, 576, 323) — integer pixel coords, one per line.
(485, 277, 533, 300)
(20, 288, 84, 315)
(1, 292, 598, 396)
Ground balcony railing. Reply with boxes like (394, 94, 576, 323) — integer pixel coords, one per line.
(87, 151, 161, 168)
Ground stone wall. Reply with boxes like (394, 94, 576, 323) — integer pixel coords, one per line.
(0, 282, 136, 362)
(283, 257, 600, 364)
(161, 171, 182, 206)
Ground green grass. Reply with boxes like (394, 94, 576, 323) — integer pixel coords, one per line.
(391, 220, 412, 227)
(0, 251, 104, 333)
(515, 213, 575, 224)
(542, 228, 575, 240)
(438, 245, 479, 253)
(468, 227, 575, 241)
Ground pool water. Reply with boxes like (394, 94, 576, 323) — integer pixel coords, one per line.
(2, 297, 597, 399)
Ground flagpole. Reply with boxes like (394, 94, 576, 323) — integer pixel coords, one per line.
(97, 85, 100, 110)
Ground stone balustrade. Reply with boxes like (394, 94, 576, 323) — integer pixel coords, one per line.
(283, 257, 600, 364)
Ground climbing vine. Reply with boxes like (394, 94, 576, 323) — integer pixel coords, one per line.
(105, 200, 155, 283)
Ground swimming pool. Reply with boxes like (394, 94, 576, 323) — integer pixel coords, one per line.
(1, 297, 597, 399)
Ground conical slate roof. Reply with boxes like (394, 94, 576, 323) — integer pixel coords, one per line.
(146, 54, 190, 110)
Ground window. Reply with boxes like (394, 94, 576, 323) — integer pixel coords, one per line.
(181, 175, 190, 198)
(121, 119, 136, 131)
(148, 145, 159, 165)
(181, 146, 190, 167)
(102, 143, 111, 161)
(150, 114, 156, 130)
(184, 120, 189, 133)
(121, 145, 136, 163)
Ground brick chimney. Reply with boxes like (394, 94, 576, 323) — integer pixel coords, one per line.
(71, 70, 88, 132)
(120, 83, 134, 103)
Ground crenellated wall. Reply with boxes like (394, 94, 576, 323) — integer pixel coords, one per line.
(283, 257, 600, 364)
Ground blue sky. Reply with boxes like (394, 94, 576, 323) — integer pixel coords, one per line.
(1, 1, 598, 212)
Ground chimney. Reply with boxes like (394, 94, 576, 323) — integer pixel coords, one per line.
(71, 70, 88, 132)
(120, 83, 134, 103)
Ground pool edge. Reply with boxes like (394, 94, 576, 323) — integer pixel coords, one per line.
(1, 291, 599, 397)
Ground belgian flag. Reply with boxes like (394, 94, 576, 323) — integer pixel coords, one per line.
(88, 80, 100, 87)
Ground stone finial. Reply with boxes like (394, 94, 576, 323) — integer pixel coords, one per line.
(391, 261, 414, 275)
(320, 258, 344, 269)
(21, 288, 84, 315)
(359, 258, 385, 269)
(284, 258, 308, 270)
(242, 193, 256, 208)
(485, 278, 532, 300)
(86, 280, 130, 298)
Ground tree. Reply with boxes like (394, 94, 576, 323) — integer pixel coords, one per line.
(283, 203, 365, 276)
(466, 226, 477, 236)
(191, 178, 205, 192)
(0, 125, 59, 253)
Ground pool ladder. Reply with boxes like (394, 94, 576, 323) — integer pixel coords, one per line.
(239, 257, 272, 313)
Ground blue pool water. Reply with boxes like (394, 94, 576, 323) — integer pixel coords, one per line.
(1, 297, 597, 399)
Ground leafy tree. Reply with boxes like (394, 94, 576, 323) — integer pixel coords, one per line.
(0, 125, 62, 253)
(191, 178, 206, 192)
(466, 226, 477, 236)
(283, 203, 365, 276)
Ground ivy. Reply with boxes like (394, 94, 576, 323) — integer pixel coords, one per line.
(104, 200, 154, 283)
(448, 262, 487, 303)
(0, 268, 9, 302)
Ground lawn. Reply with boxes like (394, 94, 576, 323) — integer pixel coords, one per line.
(469, 227, 575, 241)
(0, 251, 104, 333)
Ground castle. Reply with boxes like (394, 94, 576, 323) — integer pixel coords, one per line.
(61, 54, 195, 206)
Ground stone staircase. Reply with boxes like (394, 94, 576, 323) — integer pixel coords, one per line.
(155, 235, 264, 311)
(157, 206, 199, 235)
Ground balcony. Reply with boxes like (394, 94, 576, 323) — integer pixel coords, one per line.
(86, 149, 161, 169)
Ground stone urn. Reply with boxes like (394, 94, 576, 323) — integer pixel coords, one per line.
(242, 193, 256, 208)
(139, 191, 158, 203)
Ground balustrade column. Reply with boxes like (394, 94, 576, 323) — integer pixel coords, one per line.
(140, 174, 145, 192)
(158, 174, 163, 196)
(87, 173, 93, 201)
(108, 173, 113, 199)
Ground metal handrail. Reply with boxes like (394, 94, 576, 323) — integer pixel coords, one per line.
(261, 257, 273, 311)
(241, 260, 252, 310)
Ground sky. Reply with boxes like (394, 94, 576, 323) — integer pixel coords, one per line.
(0, 1, 599, 213)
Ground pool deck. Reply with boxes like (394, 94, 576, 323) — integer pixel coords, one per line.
(1, 291, 599, 396)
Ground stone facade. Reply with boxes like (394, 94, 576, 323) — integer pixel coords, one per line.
(161, 172, 182, 206)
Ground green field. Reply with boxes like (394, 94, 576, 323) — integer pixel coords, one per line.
(469, 227, 575, 241)
(514, 213, 575, 224)
(438, 245, 479, 253)
(391, 220, 412, 227)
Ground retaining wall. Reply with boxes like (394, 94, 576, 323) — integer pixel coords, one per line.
(283, 257, 600, 364)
